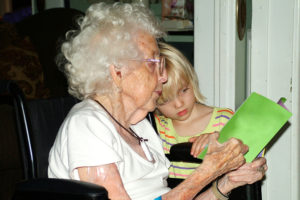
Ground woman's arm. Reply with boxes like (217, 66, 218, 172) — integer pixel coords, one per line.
(77, 134, 251, 200)
(77, 163, 131, 200)
(218, 157, 267, 193)
(195, 157, 267, 200)
(162, 134, 248, 200)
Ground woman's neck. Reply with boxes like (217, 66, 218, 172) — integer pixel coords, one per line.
(93, 94, 146, 128)
(93, 95, 128, 126)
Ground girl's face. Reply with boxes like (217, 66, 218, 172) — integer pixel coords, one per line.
(157, 83, 196, 121)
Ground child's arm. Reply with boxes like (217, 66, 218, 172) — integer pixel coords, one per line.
(189, 132, 219, 158)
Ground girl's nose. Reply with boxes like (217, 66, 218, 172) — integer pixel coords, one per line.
(174, 97, 184, 108)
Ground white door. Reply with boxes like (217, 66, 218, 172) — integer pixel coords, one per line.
(194, 0, 247, 110)
(251, 1, 300, 199)
(194, 0, 300, 199)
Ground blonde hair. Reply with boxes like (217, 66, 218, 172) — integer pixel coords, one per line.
(58, 2, 165, 100)
(157, 42, 206, 105)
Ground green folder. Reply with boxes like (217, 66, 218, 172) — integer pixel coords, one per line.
(198, 92, 292, 162)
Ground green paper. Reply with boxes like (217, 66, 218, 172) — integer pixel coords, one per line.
(198, 92, 292, 162)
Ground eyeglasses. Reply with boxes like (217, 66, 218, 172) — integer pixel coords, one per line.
(130, 56, 166, 76)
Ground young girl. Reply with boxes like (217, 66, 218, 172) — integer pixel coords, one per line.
(155, 42, 234, 179)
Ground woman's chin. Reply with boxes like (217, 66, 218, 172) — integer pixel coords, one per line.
(145, 100, 157, 112)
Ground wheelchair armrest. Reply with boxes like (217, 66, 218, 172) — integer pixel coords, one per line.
(165, 142, 203, 188)
(13, 178, 109, 200)
(167, 142, 203, 163)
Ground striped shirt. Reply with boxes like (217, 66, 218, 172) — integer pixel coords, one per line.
(155, 107, 234, 179)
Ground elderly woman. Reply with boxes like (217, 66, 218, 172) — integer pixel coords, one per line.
(48, 2, 263, 200)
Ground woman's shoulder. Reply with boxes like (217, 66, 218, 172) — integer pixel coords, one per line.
(60, 99, 117, 140)
(65, 99, 110, 124)
(69, 99, 103, 114)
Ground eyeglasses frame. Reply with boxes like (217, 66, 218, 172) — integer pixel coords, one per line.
(129, 56, 165, 76)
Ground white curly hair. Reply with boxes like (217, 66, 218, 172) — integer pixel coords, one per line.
(58, 2, 165, 100)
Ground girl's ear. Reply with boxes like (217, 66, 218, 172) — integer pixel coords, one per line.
(109, 65, 122, 87)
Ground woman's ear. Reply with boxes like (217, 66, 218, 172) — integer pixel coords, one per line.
(109, 64, 122, 87)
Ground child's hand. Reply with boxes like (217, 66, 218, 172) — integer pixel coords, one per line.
(189, 132, 220, 158)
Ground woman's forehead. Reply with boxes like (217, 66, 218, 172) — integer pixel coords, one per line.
(134, 31, 159, 56)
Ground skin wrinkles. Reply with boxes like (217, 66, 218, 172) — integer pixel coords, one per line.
(52, 3, 267, 200)
(161, 134, 249, 200)
(77, 30, 167, 199)
(121, 31, 167, 124)
(79, 48, 266, 200)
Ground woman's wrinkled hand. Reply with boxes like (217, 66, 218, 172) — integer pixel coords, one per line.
(199, 134, 249, 178)
(189, 132, 219, 157)
(217, 157, 267, 194)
